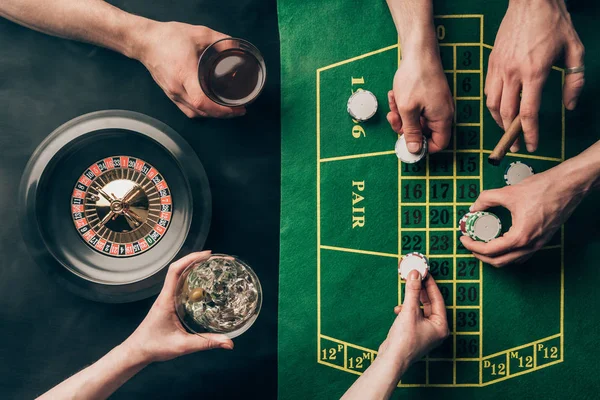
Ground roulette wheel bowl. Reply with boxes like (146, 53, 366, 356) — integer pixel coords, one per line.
(19, 110, 211, 303)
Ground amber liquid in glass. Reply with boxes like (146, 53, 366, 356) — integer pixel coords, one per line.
(201, 49, 263, 106)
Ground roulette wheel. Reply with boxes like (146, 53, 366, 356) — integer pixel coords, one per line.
(18, 110, 211, 303)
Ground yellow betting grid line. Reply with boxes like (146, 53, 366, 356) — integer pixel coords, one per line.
(456, 96, 482, 101)
(316, 69, 321, 364)
(398, 188, 402, 306)
(321, 334, 376, 355)
(399, 280, 478, 286)
(403, 227, 455, 232)
(402, 176, 481, 180)
(320, 245, 398, 259)
(398, 225, 462, 232)
(483, 333, 561, 360)
(425, 152, 430, 385)
(344, 341, 348, 370)
(437, 279, 480, 284)
(479, 17, 484, 385)
(452, 43, 458, 385)
(398, 41, 403, 309)
(449, 305, 482, 309)
(317, 43, 399, 72)
(403, 202, 471, 206)
(445, 70, 482, 73)
(431, 253, 475, 258)
(425, 154, 430, 251)
(320, 150, 396, 163)
(435, 14, 483, 18)
(480, 359, 563, 387)
(318, 359, 362, 376)
(398, 384, 481, 388)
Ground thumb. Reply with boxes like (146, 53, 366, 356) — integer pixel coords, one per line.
(160, 251, 212, 298)
(190, 333, 234, 351)
(399, 107, 423, 154)
(563, 40, 585, 110)
(470, 189, 506, 212)
(402, 269, 423, 314)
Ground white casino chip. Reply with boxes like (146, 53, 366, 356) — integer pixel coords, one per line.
(398, 252, 430, 280)
(470, 214, 502, 242)
(395, 134, 427, 164)
(347, 89, 378, 121)
(504, 161, 534, 186)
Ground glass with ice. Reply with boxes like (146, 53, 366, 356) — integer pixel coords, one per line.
(175, 254, 262, 338)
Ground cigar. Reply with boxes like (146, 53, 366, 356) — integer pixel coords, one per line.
(488, 115, 522, 166)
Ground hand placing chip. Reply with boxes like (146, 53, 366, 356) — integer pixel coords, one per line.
(384, 0, 454, 156)
(387, 57, 454, 154)
(342, 271, 448, 399)
(460, 161, 588, 267)
(383, 271, 448, 364)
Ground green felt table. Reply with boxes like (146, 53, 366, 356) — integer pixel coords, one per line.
(278, 0, 600, 398)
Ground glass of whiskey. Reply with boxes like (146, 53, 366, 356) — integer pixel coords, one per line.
(175, 254, 262, 338)
(198, 38, 266, 107)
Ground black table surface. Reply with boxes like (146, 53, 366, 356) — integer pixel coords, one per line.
(0, 0, 279, 398)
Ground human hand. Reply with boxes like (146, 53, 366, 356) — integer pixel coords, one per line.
(377, 271, 448, 373)
(486, 0, 584, 152)
(460, 165, 585, 267)
(387, 56, 454, 154)
(123, 251, 234, 364)
(134, 22, 246, 118)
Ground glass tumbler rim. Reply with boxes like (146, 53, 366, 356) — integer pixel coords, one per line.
(174, 253, 263, 338)
(197, 38, 267, 107)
